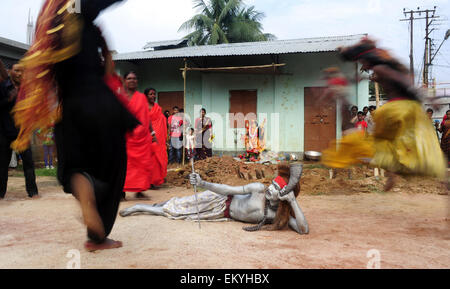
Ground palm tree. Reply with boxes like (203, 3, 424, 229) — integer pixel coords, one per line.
(228, 5, 276, 43)
(179, 0, 275, 46)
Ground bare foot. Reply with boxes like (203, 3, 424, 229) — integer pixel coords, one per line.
(135, 192, 148, 199)
(30, 194, 40, 199)
(384, 173, 396, 192)
(84, 238, 123, 252)
(71, 173, 105, 240)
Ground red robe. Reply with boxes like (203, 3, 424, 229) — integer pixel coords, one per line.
(123, 91, 153, 192)
(148, 103, 168, 186)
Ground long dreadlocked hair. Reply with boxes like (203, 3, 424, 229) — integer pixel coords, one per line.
(339, 37, 409, 74)
(11, 0, 82, 152)
(339, 37, 422, 101)
(263, 162, 301, 231)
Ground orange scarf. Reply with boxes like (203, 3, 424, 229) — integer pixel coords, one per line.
(11, 0, 82, 152)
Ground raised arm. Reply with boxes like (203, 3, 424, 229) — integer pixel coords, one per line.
(279, 164, 303, 196)
(279, 192, 309, 234)
(81, 0, 124, 22)
(190, 173, 265, 196)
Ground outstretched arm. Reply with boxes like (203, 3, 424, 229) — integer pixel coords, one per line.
(279, 192, 309, 234)
(190, 173, 265, 196)
(81, 0, 124, 22)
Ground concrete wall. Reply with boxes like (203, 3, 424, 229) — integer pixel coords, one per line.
(116, 52, 370, 155)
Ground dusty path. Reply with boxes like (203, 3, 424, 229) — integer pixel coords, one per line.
(0, 176, 448, 269)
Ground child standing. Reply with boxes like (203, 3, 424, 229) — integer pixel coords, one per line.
(38, 126, 55, 169)
(185, 127, 196, 160)
(355, 111, 368, 132)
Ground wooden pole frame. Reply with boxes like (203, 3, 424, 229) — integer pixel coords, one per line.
(179, 63, 286, 72)
(182, 58, 187, 166)
(374, 81, 384, 178)
(180, 61, 286, 166)
(375, 82, 380, 108)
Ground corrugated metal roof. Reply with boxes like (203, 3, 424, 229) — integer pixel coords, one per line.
(143, 39, 188, 50)
(115, 34, 367, 61)
(0, 36, 30, 51)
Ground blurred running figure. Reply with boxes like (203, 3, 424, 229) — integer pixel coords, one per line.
(321, 38, 447, 191)
(12, 0, 139, 250)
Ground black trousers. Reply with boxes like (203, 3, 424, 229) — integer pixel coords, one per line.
(0, 134, 38, 198)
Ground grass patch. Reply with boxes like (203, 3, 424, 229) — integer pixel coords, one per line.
(9, 165, 57, 177)
(35, 168, 57, 177)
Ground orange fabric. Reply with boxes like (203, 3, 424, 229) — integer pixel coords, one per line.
(11, 0, 82, 152)
(104, 73, 130, 108)
(148, 103, 168, 186)
(123, 91, 153, 192)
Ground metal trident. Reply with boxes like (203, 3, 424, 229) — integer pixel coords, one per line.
(191, 157, 201, 229)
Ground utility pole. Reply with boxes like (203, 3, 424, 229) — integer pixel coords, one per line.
(400, 7, 439, 87)
(401, 9, 415, 84)
(424, 10, 430, 88)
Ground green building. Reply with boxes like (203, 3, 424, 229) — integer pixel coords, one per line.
(114, 34, 370, 158)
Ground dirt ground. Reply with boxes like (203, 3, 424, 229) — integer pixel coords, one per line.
(0, 158, 449, 269)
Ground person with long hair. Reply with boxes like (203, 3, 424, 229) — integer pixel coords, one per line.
(119, 163, 309, 235)
(438, 110, 450, 166)
(145, 87, 168, 187)
(122, 72, 153, 199)
(12, 0, 139, 251)
(321, 37, 447, 191)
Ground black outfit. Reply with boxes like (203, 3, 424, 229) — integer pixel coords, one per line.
(53, 0, 138, 241)
(0, 78, 38, 198)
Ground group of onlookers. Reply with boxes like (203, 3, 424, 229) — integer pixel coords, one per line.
(165, 106, 213, 164)
(344, 105, 377, 134)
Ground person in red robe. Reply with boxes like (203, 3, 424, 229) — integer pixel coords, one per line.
(145, 88, 168, 187)
(122, 72, 153, 198)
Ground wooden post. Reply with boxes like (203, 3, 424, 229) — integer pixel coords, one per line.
(182, 58, 187, 166)
(374, 82, 385, 177)
(375, 82, 380, 108)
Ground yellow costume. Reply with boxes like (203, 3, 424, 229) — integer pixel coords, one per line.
(322, 100, 447, 179)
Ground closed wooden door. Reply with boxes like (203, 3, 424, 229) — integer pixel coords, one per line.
(157, 91, 184, 114)
(304, 87, 336, 152)
(229, 90, 257, 128)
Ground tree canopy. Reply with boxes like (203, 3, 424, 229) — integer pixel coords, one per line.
(179, 0, 275, 46)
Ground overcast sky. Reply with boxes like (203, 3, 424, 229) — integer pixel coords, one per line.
(1, 0, 449, 84)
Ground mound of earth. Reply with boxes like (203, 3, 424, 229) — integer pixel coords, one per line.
(165, 157, 448, 195)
